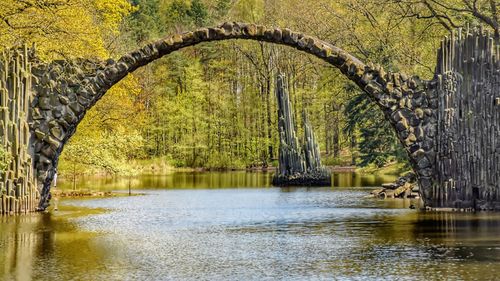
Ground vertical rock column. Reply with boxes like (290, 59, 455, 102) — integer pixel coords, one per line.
(274, 74, 306, 178)
(302, 109, 323, 172)
(0, 46, 39, 215)
(273, 74, 330, 186)
(434, 27, 500, 210)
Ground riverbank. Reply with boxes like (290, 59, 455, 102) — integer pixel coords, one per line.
(149, 156, 405, 175)
(58, 155, 392, 180)
(53, 190, 143, 199)
(355, 162, 410, 176)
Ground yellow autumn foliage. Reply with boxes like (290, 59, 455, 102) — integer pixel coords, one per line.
(0, 0, 145, 174)
(0, 0, 134, 60)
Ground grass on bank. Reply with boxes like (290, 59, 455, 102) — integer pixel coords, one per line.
(356, 161, 411, 176)
(58, 147, 409, 181)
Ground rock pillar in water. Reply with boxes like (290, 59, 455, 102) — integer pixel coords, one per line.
(272, 74, 331, 186)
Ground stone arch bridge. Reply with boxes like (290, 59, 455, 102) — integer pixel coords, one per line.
(0, 22, 498, 213)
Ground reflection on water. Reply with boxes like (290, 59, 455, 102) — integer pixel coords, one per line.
(56, 171, 398, 191)
(1, 172, 500, 280)
(0, 207, 106, 281)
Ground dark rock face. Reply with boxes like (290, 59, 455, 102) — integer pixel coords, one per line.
(272, 170, 332, 187)
(431, 28, 500, 210)
(272, 74, 331, 186)
(0, 22, 497, 212)
(29, 59, 107, 210)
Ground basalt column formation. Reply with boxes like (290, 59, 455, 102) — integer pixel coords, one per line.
(273, 74, 330, 186)
(0, 46, 39, 214)
(431, 28, 500, 210)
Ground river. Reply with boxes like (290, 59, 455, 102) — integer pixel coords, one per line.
(1, 171, 500, 280)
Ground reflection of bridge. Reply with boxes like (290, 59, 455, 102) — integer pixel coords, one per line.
(0, 22, 498, 213)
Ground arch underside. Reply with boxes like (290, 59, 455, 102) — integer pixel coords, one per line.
(30, 22, 436, 210)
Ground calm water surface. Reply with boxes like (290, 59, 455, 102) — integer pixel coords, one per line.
(1, 171, 500, 280)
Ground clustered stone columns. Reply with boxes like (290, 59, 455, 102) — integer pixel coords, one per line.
(0, 46, 39, 214)
(272, 74, 331, 186)
(432, 28, 500, 210)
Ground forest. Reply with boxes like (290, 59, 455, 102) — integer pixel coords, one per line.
(1, 0, 499, 177)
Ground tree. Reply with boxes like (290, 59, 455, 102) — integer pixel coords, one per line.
(0, 0, 134, 59)
(125, 0, 164, 44)
(392, 0, 500, 43)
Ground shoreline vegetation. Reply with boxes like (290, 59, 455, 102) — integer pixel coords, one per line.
(58, 158, 407, 180)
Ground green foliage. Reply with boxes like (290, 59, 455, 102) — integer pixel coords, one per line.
(231, 0, 264, 22)
(59, 74, 145, 176)
(0, 146, 11, 172)
(190, 0, 209, 27)
(322, 154, 352, 166)
(162, 0, 210, 30)
(344, 92, 408, 168)
(127, 0, 164, 43)
(215, 0, 232, 18)
(0, 0, 134, 58)
(59, 128, 144, 176)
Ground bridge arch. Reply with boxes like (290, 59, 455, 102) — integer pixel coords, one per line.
(31, 22, 435, 210)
